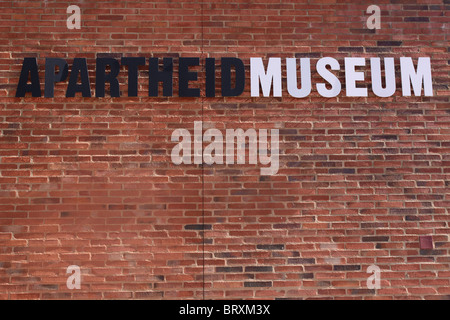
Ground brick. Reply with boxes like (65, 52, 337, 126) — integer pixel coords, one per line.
(244, 281, 272, 288)
(287, 258, 316, 265)
(377, 41, 403, 47)
(245, 266, 273, 272)
(350, 289, 375, 295)
(216, 267, 243, 273)
(184, 224, 212, 230)
(333, 265, 361, 271)
(256, 244, 285, 250)
(362, 236, 390, 242)
(404, 17, 430, 22)
(372, 135, 398, 141)
(338, 47, 364, 53)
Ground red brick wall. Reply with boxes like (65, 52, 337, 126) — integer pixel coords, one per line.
(0, 0, 449, 300)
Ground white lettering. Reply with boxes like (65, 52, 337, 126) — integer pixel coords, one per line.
(286, 58, 312, 98)
(345, 57, 368, 97)
(371, 57, 396, 97)
(250, 57, 282, 97)
(400, 57, 433, 97)
(316, 57, 341, 98)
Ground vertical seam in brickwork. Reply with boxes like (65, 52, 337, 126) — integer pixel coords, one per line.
(201, 0, 206, 301)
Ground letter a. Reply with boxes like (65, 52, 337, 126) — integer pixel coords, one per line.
(366, 265, 381, 289)
(366, 5, 381, 30)
(66, 265, 81, 289)
(67, 5, 81, 30)
(171, 129, 192, 165)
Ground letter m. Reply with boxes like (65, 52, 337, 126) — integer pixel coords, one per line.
(250, 58, 282, 97)
(400, 57, 433, 97)
(226, 128, 257, 165)
(246, 306, 256, 314)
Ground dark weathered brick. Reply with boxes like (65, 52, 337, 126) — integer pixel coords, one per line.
(390, 208, 418, 215)
(377, 41, 403, 46)
(338, 47, 364, 52)
(257, 244, 285, 250)
(403, 5, 428, 10)
(351, 289, 376, 295)
(404, 17, 430, 22)
(350, 29, 376, 34)
(245, 266, 273, 272)
(216, 267, 243, 273)
(295, 52, 322, 58)
(244, 281, 272, 288)
(333, 265, 361, 271)
(329, 168, 356, 174)
(273, 223, 301, 229)
(362, 236, 390, 242)
(288, 258, 315, 265)
(372, 135, 398, 141)
(184, 224, 212, 230)
(420, 250, 445, 256)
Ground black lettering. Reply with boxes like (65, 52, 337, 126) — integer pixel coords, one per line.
(179, 57, 200, 97)
(221, 57, 245, 97)
(66, 58, 91, 97)
(15, 57, 41, 97)
(96, 57, 120, 97)
(149, 57, 173, 97)
(45, 58, 68, 98)
(121, 57, 145, 97)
